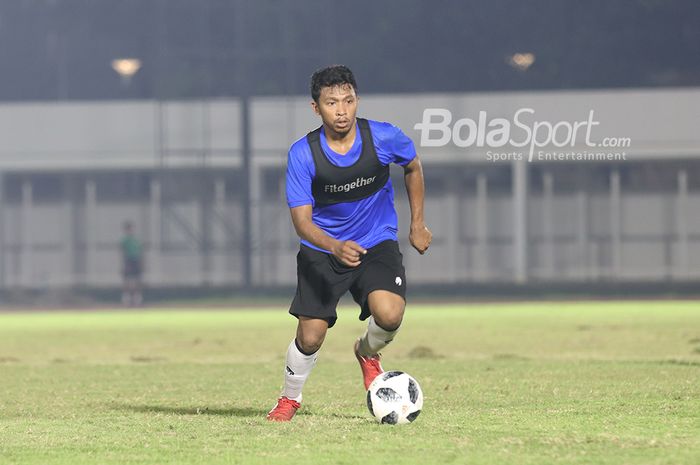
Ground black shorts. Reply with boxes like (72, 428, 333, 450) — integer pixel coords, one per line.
(289, 239, 407, 328)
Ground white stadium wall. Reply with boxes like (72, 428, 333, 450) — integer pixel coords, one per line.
(0, 88, 698, 288)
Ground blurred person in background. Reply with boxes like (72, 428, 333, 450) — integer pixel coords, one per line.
(120, 221, 144, 307)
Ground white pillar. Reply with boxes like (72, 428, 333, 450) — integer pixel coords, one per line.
(149, 178, 162, 285)
(20, 180, 33, 287)
(85, 179, 97, 286)
(542, 172, 554, 279)
(249, 163, 262, 285)
(0, 174, 5, 289)
(214, 177, 226, 285)
(512, 160, 528, 284)
(610, 170, 621, 278)
(475, 173, 488, 281)
(276, 174, 289, 285)
(577, 190, 589, 280)
(445, 176, 459, 283)
(63, 182, 74, 287)
(676, 169, 689, 279)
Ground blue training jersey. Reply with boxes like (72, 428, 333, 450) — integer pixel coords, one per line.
(286, 119, 417, 252)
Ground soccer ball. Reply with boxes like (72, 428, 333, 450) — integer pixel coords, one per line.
(366, 371, 423, 424)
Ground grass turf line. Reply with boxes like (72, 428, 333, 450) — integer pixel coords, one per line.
(0, 301, 698, 465)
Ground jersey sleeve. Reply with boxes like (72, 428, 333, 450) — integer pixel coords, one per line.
(285, 141, 314, 208)
(372, 121, 417, 166)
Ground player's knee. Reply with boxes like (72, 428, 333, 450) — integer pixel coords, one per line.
(296, 317, 328, 354)
(368, 290, 405, 331)
(374, 304, 405, 332)
(296, 333, 325, 355)
(377, 314, 403, 332)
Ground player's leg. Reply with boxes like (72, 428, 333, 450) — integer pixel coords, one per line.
(132, 262, 143, 306)
(268, 244, 348, 421)
(283, 316, 328, 401)
(267, 316, 328, 422)
(350, 240, 407, 389)
(353, 290, 405, 389)
(132, 280, 143, 306)
(122, 277, 134, 307)
(121, 261, 130, 306)
(358, 290, 405, 355)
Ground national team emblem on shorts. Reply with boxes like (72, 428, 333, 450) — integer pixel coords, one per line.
(395, 276, 402, 286)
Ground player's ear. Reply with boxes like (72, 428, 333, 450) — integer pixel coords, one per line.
(310, 100, 320, 115)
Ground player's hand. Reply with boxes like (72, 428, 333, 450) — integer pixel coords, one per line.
(410, 223, 432, 255)
(331, 240, 367, 267)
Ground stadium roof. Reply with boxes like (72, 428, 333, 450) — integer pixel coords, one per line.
(1, 0, 698, 101)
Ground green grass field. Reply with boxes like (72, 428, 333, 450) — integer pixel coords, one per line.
(1, 301, 699, 465)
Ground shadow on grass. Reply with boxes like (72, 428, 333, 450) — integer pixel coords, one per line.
(117, 404, 266, 417)
(652, 359, 700, 367)
(619, 359, 700, 368)
(117, 404, 369, 420)
(325, 412, 368, 420)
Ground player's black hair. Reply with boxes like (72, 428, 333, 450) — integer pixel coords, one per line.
(310, 65, 358, 103)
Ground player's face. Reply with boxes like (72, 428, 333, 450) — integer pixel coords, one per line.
(312, 84, 358, 135)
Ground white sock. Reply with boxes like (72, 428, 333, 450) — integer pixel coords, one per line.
(280, 339, 318, 403)
(357, 316, 399, 357)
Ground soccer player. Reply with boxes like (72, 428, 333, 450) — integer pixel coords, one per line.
(267, 65, 432, 421)
(120, 221, 144, 307)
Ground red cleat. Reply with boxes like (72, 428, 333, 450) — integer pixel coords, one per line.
(266, 396, 301, 422)
(354, 339, 384, 390)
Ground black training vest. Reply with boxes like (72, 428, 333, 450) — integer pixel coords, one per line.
(307, 118, 390, 206)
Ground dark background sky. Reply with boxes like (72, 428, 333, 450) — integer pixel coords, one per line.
(1, 0, 698, 101)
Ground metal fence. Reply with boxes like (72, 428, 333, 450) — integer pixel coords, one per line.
(0, 89, 699, 289)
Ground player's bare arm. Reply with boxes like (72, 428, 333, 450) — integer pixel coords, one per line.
(403, 156, 432, 254)
(290, 204, 367, 267)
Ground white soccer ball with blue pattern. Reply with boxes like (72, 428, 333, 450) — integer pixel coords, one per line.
(366, 371, 423, 424)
